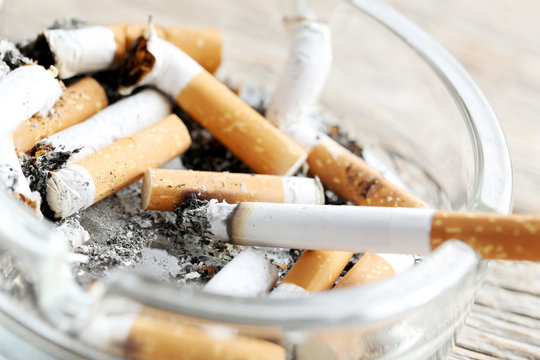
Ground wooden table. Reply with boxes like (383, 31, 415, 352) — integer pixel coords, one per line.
(387, 1, 540, 358)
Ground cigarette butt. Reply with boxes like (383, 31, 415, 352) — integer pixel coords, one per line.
(44, 25, 221, 79)
(266, 18, 332, 128)
(307, 135, 425, 208)
(142, 169, 324, 211)
(46, 114, 190, 218)
(124, 315, 286, 360)
(199, 201, 540, 261)
(203, 249, 278, 297)
(110, 24, 222, 74)
(278, 250, 354, 292)
(13, 77, 108, 153)
(122, 34, 307, 176)
(0, 65, 63, 138)
(36, 89, 171, 162)
(333, 254, 395, 288)
(430, 211, 540, 261)
(178, 71, 307, 175)
(82, 302, 285, 360)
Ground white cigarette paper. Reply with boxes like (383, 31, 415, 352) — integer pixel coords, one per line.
(124, 30, 203, 98)
(0, 65, 62, 138)
(0, 135, 40, 206)
(36, 89, 171, 162)
(376, 253, 416, 274)
(266, 18, 332, 128)
(46, 163, 96, 219)
(269, 283, 310, 299)
(203, 249, 278, 297)
(44, 26, 117, 79)
(200, 202, 435, 255)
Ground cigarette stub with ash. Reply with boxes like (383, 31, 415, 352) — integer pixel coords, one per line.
(45, 114, 191, 219)
(33, 89, 171, 162)
(0, 64, 63, 138)
(13, 77, 108, 153)
(176, 201, 540, 262)
(41, 24, 221, 79)
(120, 30, 307, 176)
(80, 301, 285, 360)
(266, 17, 332, 128)
(0, 135, 41, 210)
(203, 249, 278, 297)
(142, 169, 324, 211)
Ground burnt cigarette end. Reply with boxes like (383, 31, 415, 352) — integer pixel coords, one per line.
(18, 34, 55, 70)
(345, 164, 380, 200)
(174, 194, 215, 240)
(20, 143, 80, 220)
(120, 36, 155, 88)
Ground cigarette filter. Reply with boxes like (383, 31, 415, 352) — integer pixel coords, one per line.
(46, 114, 190, 219)
(276, 250, 354, 294)
(0, 135, 41, 210)
(44, 25, 221, 79)
(142, 169, 324, 211)
(82, 307, 286, 360)
(194, 202, 540, 261)
(203, 249, 278, 297)
(266, 18, 332, 128)
(13, 77, 108, 153)
(334, 253, 415, 289)
(35, 89, 171, 162)
(122, 32, 307, 176)
(0, 65, 62, 138)
(286, 123, 426, 208)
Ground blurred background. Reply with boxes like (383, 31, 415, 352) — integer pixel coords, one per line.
(388, 0, 540, 214)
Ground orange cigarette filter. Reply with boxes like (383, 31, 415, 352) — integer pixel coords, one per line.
(143, 169, 285, 211)
(142, 169, 323, 211)
(430, 211, 540, 261)
(108, 24, 221, 73)
(78, 114, 191, 203)
(333, 254, 395, 289)
(124, 314, 285, 360)
(307, 136, 425, 208)
(177, 72, 307, 175)
(280, 250, 354, 292)
(13, 77, 108, 153)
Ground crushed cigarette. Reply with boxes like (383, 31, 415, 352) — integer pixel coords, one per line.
(120, 32, 307, 175)
(41, 25, 222, 79)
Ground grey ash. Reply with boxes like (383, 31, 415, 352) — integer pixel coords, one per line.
(20, 144, 79, 219)
(174, 194, 214, 240)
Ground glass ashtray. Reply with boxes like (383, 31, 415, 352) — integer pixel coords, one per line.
(0, 0, 512, 359)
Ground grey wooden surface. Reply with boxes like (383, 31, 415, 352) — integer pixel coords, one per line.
(387, 1, 540, 358)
